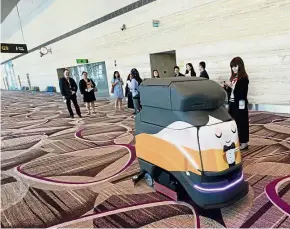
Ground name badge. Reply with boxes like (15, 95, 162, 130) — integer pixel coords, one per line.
(239, 100, 245, 109)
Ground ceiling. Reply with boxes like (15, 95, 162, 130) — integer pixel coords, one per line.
(1, 0, 20, 23)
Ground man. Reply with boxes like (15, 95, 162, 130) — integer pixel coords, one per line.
(199, 61, 209, 79)
(59, 69, 82, 118)
(174, 66, 185, 77)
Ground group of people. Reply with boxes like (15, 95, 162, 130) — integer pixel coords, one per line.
(111, 68, 142, 115)
(59, 69, 97, 118)
(59, 56, 249, 150)
(175, 61, 209, 78)
(151, 61, 209, 79)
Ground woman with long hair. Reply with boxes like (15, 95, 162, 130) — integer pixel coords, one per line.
(185, 63, 196, 77)
(79, 71, 97, 115)
(111, 71, 124, 112)
(152, 70, 160, 78)
(130, 68, 142, 114)
(223, 57, 249, 150)
(125, 74, 134, 109)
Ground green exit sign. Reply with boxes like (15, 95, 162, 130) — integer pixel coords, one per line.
(76, 59, 88, 64)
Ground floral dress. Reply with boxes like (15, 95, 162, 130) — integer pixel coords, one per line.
(111, 78, 124, 99)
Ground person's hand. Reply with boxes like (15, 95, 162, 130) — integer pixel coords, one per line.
(225, 81, 233, 88)
(71, 91, 75, 94)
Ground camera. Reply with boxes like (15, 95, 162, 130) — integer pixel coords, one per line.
(121, 24, 126, 31)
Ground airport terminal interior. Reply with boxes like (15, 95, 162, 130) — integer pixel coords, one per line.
(1, 0, 290, 228)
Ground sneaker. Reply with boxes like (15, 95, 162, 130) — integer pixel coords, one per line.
(240, 143, 249, 150)
(78, 115, 82, 118)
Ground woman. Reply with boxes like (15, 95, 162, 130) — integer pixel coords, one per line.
(130, 68, 142, 114)
(79, 71, 96, 115)
(125, 74, 134, 109)
(185, 63, 196, 77)
(111, 71, 124, 112)
(152, 70, 160, 78)
(223, 57, 249, 150)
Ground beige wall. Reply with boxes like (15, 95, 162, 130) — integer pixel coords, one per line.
(1, 0, 290, 104)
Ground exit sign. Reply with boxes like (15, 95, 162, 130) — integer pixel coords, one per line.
(76, 59, 88, 64)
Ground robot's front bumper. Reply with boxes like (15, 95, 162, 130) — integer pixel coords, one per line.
(184, 171, 249, 209)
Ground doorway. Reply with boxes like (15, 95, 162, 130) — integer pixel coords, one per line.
(56, 61, 109, 98)
(150, 50, 176, 78)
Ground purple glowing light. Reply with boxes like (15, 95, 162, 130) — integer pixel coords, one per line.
(194, 173, 244, 192)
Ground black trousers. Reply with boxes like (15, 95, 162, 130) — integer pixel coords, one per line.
(127, 93, 134, 109)
(229, 102, 249, 144)
(66, 94, 81, 117)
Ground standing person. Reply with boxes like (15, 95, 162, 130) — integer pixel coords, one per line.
(199, 61, 209, 79)
(125, 74, 134, 109)
(59, 69, 82, 118)
(130, 68, 142, 115)
(79, 71, 97, 115)
(152, 70, 160, 78)
(174, 66, 185, 77)
(185, 63, 196, 77)
(223, 57, 249, 150)
(111, 71, 124, 112)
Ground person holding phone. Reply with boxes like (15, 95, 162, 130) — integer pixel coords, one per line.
(223, 57, 249, 150)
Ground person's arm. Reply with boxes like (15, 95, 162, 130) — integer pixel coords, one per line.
(90, 79, 96, 88)
(79, 80, 85, 94)
(131, 79, 137, 92)
(235, 77, 249, 101)
(70, 78, 77, 93)
(111, 79, 118, 86)
(118, 78, 124, 86)
(59, 78, 65, 97)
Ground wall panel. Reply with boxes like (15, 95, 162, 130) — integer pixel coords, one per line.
(1, 0, 290, 104)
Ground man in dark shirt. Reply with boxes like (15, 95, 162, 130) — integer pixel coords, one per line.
(174, 66, 185, 77)
(199, 61, 209, 79)
(59, 69, 82, 118)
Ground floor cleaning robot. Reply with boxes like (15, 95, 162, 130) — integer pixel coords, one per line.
(132, 77, 249, 209)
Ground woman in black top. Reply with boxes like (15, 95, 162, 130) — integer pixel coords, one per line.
(223, 57, 249, 150)
(125, 74, 134, 109)
(79, 71, 97, 115)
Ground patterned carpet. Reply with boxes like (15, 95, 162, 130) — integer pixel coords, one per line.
(1, 90, 289, 228)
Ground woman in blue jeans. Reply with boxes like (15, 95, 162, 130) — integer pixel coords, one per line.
(130, 68, 142, 114)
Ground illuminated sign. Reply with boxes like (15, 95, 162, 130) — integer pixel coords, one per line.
(76, 59, 89, 64)
(1, 43, 28, 54)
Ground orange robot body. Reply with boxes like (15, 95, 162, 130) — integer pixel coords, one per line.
(134, 78, 248, 209)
